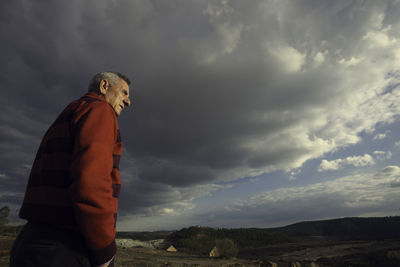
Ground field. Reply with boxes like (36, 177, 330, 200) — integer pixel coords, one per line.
(1, 236, 400, 266)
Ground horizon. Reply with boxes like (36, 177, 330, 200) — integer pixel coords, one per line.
(89, 215, 400, 233)
(1, 0, 400, 232)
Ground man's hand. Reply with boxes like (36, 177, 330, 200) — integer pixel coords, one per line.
(95, 256, 114, 267)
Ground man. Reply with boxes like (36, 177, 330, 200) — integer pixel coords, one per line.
(10, 71, 131, 267)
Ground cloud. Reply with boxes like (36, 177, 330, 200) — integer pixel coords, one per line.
(373, 133, 388, 140)
(373, 150, 392, 160)
(191, 165, 400, 228)
(116, 149, 232, 217)
(2, 0, 400, 222)
(318, 154, 375, 172)
(288, 168, 302, 181)
(269, 46, 306, 73)
(374, 165, 400, 176)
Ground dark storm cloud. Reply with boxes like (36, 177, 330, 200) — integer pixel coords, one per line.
(2, 0, 400, 221)
(116, 153, 227, 216)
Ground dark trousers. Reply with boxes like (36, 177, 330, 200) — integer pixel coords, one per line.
(10, 223, 94, 267)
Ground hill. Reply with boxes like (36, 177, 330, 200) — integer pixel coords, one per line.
(166, 216, 400, 253)
(116, 230, 172, 241)
(280, 216, 400, 240)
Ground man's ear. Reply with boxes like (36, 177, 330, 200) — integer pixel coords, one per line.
(99, 79, 109, 95)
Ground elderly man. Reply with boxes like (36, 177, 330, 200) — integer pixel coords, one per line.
(10, 72, 131, 267)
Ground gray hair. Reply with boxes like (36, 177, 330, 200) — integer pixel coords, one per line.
(88, 71, 131, 93)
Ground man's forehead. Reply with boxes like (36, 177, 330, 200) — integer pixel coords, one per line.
(118, 79, 130, 92)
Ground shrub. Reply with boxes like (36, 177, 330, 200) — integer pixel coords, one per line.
(215, 239, 238, 259)
(0, 206, 10, 226)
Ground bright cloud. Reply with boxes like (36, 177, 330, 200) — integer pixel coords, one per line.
(270, 46, 306, 73)
(373, 150, 392, 160)
(318, 154, 375, 172)
(373, 133, 387, 140)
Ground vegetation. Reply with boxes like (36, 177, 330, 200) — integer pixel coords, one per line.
(165, 216, 400, 256)
(167, 226, 293, 256)
(116, 231, 172, 241)
(215, 238, 238, 258)
(0, 206, 24, 237)
(0, 225, 24, 237)
(0, 206, 10, 226)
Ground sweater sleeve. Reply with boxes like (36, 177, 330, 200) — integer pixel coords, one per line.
(69, 101, 118, 265)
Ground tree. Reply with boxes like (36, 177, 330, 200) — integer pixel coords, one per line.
(0, 206, 10, 226)
(215, 239, 238, 258)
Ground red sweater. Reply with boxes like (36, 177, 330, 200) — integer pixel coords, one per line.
(19, 92, 122, 265)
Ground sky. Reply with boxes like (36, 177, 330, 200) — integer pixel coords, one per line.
(1, 0, 400, 231)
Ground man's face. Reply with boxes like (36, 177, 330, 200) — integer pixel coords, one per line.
(102, 78, 131, 116)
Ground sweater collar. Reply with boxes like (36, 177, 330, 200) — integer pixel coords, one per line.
(82, 92, 107, 102)
(82, 92, 119, 117)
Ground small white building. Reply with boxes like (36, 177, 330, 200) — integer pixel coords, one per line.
(209, 246, 220, 257)
(166, 245, 177, 252)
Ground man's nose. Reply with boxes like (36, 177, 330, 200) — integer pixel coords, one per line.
(124, 97, 131, 107)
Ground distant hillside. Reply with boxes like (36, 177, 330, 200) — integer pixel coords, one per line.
(279, 216, 400, 240)
(166, 216, 400, 252)
(116, 230, 172, 241)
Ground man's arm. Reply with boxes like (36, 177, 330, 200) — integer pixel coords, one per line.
(69, 101, 118, 265)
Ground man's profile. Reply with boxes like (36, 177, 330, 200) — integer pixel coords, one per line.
(10, 71, 131, 267)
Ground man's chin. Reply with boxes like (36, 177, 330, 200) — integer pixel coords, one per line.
(113, 107, 122, 116)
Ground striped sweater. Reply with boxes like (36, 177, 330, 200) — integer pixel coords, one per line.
(19, 92, 122, 265)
